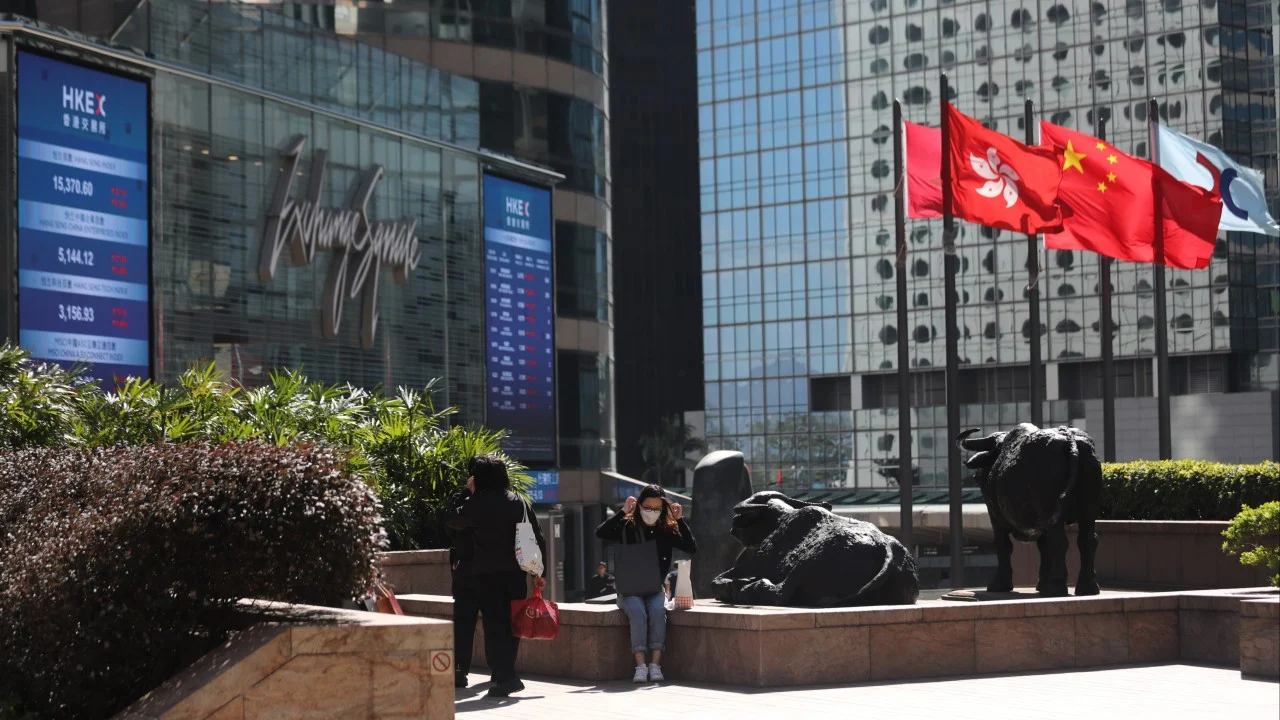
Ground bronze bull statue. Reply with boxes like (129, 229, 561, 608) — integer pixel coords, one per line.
(957, 423, 1102, 597)
(711, 491, 919, 607)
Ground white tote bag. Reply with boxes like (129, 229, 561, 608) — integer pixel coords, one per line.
(514, 502, 544, 576)
(673, 560, 694, 610)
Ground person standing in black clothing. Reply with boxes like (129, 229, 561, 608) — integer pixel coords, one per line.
(586, 562, 616, 598)
(445, 455, 547, 698)
(447, 480, 480, 689)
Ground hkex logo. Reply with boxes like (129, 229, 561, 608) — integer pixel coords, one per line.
(62, 86, 106, 116)
(504, 195, 533, 232)
(505, 196, 531, 217)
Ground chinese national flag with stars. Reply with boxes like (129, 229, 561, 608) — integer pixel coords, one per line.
(1040, 122, 1221, 269)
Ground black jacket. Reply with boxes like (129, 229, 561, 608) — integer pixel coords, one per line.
(586, 573, 616, 598)
(444, 489, 547, 576)
(446, 490, 476, 571)
(595, 512, 697, 580)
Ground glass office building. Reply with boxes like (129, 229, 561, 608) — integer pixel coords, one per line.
(0, 14, 557, 428)
(697, 0, 1278, 491)
(0, 0, 617, 600)
(12, 0, 615, 473)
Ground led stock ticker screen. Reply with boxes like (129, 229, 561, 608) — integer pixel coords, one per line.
(483, 174, 556, 465)
(16, 51, 151, 384)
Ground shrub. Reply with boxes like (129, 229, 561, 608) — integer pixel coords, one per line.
(1222, 501, 1280, 587)
(0, 442, 385, 719)
(1100, 460, 1280, 521)
(361, 386, 528, 549)
(0, 343, 530, 549)
(0, 345, 93, 448)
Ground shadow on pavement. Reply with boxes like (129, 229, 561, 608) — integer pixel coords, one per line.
(456, 695, 548, 713)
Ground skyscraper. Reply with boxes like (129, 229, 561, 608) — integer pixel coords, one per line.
(696, 0, 1278, 492)
(610, 0, 705, 481)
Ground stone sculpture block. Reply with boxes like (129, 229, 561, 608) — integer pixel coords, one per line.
(689, 451, 753, 598)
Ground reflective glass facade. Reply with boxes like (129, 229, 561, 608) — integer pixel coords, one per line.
(148, 73, 490, 420)
(697, 0, 1278, 489)
(112, 0, 482, 147)
(0, 19, 553, 436)
(18, 0, 615, 470)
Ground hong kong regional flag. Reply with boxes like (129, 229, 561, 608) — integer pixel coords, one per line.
(945, 103, 1063, 233)
(1040, 122, 1221, 269)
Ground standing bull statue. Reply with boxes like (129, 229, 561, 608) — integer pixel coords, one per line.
(711, 491, 919, 607)
(957, 423, 1102, 597)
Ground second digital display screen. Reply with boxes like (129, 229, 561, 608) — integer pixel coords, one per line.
(483, 174, 556, 465)
(16, 50, 151, 384)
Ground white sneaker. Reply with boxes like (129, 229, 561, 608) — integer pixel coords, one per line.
(648, 664, 665, 683)
(632, 664, 649, 683)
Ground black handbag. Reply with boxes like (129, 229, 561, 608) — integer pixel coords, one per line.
(613, 523, 662, 597)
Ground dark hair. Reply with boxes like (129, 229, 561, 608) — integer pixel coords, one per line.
(629, 484, 678, 532)
(470, 454, 510, 493)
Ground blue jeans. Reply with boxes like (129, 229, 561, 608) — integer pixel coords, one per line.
(617, 592, 666, 653)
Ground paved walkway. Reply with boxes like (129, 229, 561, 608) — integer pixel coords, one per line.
(455, 664, 1279, 719)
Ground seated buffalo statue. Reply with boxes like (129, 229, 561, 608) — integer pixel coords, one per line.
(711, 491, 919, 607)
(957, 423, 1102, 597)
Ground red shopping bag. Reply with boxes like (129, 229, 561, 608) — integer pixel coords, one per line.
(372, 581, 404, 615)
(511, 587, 560, 640)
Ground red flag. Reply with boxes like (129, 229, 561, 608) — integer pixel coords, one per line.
(1039, 123, 1221, 269)
(945, 104, 1063, 233)
(904, 121, 942, 219)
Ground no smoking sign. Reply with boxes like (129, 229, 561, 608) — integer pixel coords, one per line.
(430, 649, 453, 675)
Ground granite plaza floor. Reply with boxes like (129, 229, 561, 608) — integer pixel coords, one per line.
(454, 664, 1279, 719)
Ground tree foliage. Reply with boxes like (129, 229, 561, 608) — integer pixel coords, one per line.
(1222, 501, 1280, 587)
(639, 414, 706, 487)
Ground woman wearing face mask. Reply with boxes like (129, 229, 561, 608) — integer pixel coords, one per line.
(595, 484, 697, 683)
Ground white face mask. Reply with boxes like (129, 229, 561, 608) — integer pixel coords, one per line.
(640, 508, 662, 526)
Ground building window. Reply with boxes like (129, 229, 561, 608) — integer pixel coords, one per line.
(559, 350, 611, 469)
(1059, 359, 1154, 399)
(861, 371, 946, 409)
(555, 221, 609, 322)
(810, 376, 852, 412)
(955, 366, 1041, 405)
(863, 367, 1047, 408)
(1170, 354, 1229, 395)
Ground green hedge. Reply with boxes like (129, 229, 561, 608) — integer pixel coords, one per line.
(1100, 460, 1280, 521)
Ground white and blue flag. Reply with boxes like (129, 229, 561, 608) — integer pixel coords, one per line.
(1157, 125, 1279, 237)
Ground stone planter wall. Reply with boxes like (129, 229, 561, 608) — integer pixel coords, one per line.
(117, 601, 456, 720)
(401, 587, 1278, 688)
(379, 550, 452, 596)
(1240, 598, 1280, 680)
(1010, 520, 1270, 590)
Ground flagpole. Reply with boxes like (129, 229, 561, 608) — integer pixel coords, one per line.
(892, 99, 914, 555)
(1149, 98, 1173, 460)
(1024, 99, 1043, 427)
(940, 73, 965, 589)
(1097, 117, 1117, 463)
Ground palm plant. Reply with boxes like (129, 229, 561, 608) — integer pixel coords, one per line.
(639, 414, 707, 488)
(0, 342, 529, 549)
(0, 345, 95, 448)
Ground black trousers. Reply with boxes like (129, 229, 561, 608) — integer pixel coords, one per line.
(452, 565, 480, 677)
(470, 570, 528, 684)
